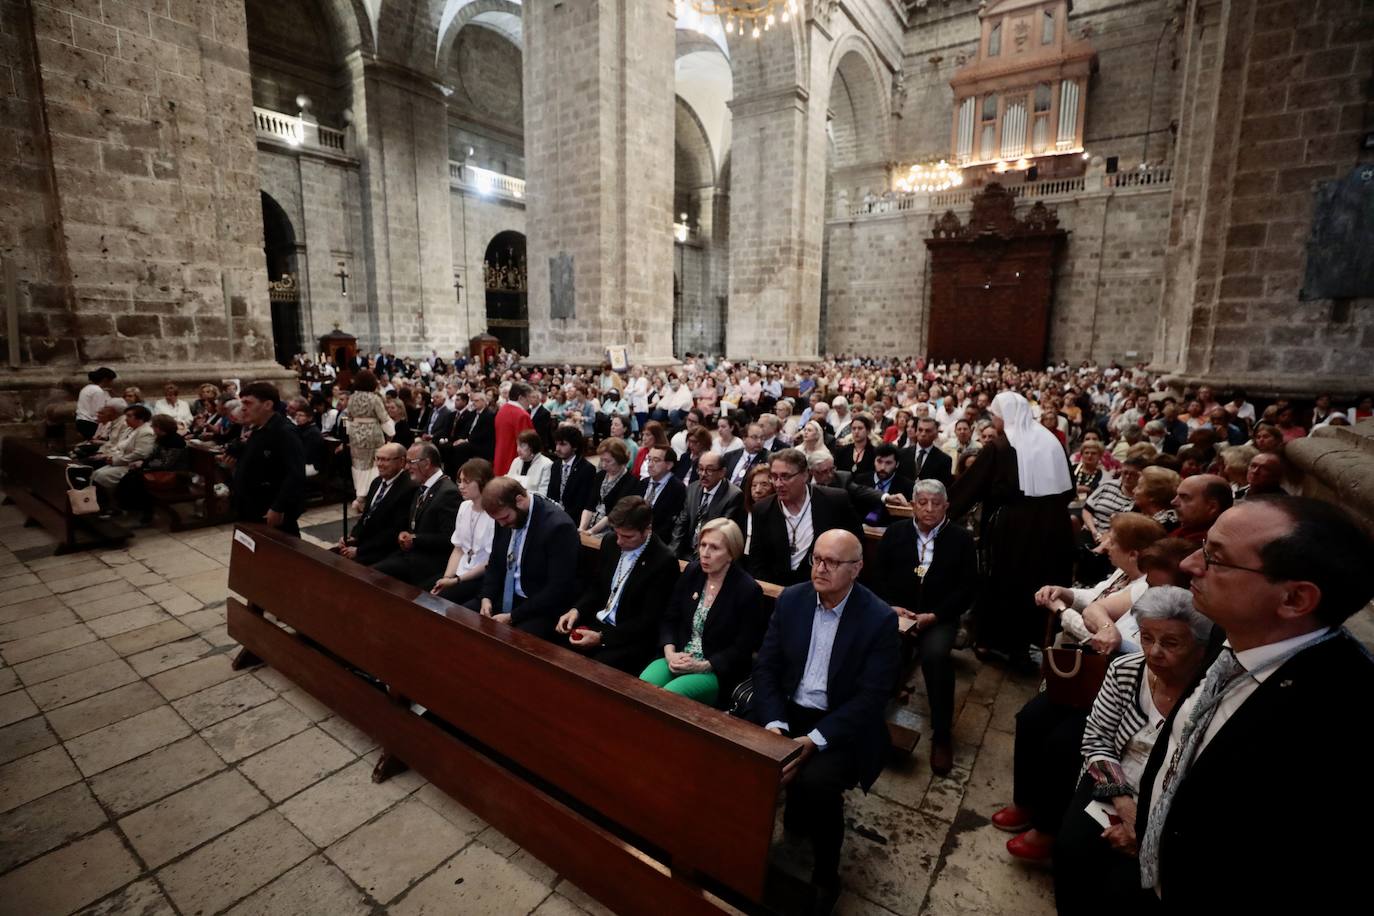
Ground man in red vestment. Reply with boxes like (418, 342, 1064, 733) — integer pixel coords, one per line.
(493, 381, 536, 475)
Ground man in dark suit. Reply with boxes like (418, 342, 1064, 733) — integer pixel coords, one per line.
(898, 417, 953, 487)
(555, 497, 681, 674)
(336, 443, 417, 565)
(528, 387, 556, 453)
(417, 390, 453, 444)
(464, 391, 496, 463)
(441, 391, 474, 473)
(546, 424, 596, 518)
(473, 476, 580, 641)
(749, 448, 863, 586)
(232, 382, 306, 536)
(1126, 497, 1374, 912)
(723, 422, 770, 490)
(637, 445, 686, 544)
(849, 443, 915, 528)
(752, 529, 900, 905)
(372, 442, 460, 588)
(671, 451, 743, 560)
(874, 479, 977, 775)
(807, 451, 853, 493)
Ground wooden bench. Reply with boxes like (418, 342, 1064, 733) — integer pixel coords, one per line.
(144, 442, 236, 531)
(226, 526, 802, 914)
(577, 528, 923, 757)
(0, 438, 132, 553)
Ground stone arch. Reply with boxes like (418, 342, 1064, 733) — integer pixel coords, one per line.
(261, 192, 304, 366)
(676, 97, 716, 195)
(826, 37, 890, 168)
(247, 0, 365, 125)
(436, 0, 523, 68)
(483, 230, 528, 354)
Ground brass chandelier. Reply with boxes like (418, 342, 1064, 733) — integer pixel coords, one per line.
(896, 160, 964, 194)
(682, 0, 799, 39)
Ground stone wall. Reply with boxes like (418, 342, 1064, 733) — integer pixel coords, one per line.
(823, 182, 1172, 361)
(449, 188, 526, 348)
(1154, 0, 1374, 397)
(0, 0, 290, 421)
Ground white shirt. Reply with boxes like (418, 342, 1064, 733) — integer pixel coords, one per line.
(781, 488, 814, 570)
(152, 398, 194, 426)
(598, 541, 647, 625)
(76, 384, 109, 423)
(1147, 627, 1332, 854)
(449, 502, 495, 577)
(914, 521, 944, 573)
(712, 435, 743, 456)
(421, 469, 444, 493)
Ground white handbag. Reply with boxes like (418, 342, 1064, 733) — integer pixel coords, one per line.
(66, 467, 100, 515)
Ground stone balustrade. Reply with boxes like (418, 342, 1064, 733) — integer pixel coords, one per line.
(450, 162, 526, 201)
(252, 106, 347, 154)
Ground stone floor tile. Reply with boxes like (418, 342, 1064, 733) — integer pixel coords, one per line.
(171, 567, 230, 603)
(835, 792, 948, 916)
(0, 781, 107, 872)
(224, 855, 372, 916)
(66, 587, 147, 620)
(327, 797, 471, 903)
(24, 552, 105, 574)
(127, 635, 213, 677)
(871, 757, 936, 813)
(201, 696, 312, 763)
(317, 714, 380, 755)
(0, 715, 57, 765)
(157, 810, 316, 916)
(0, 828, 140, 916)
(13, 640, 118, 686)
(106, 617, 195, 656)
(0, 622, 96, 665)
(551, 880, 617, 916)
(139, 581, 192, 603)
(508, 848, 559, 889)
(126, 535, 183, 561)
(476, 824, 520, 857)
(0, 745, 80, 815)
(0, 606, 77, 643)
(118, 769, 269, 868)
(45, 681, 165, 740)
(87, 604, 172, 639)
(0, 688, 38, 728)
(531, 893, 585, 916)
(97, 550, 137, 566)
(413, 782, 487, 838)
(0, 597, 59, 628)
(28, 658, 139, 710)
(237, 726, 357, 802)
(172, 672, 277, 729)
(73, 878, 176, 916)
(834, 893, 903, 915)
(278, 756, 415, 846)
(122, 569, 166, 587)
(66, 705, 192, 776)
(89, 735, 226, 816)
(177, 606, 226, 633)
(389, 842, 553, 916)
(147, 647, 235, 696)
(0, 583, 54, 609)
(161, 594, 206, 615)
(251, 666, 295, 692)
(0, 571, 39, 590)
(278, 685, 334, 722)
(144, 549, 223, 579)
(59, 579, 136, 611)
(36, 561, 108, 586)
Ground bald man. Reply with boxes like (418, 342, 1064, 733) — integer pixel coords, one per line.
(336, 443, 417, 565)
(1238, 452, 1284, 500)
(750, 529, 900, 905)
(1170, 473, 1233, 542)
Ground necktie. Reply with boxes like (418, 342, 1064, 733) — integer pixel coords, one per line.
(370, 479, 390, 514)
(1138, 650, 1247, 887)
(699, 488, 711, 516)
(501, 525, 527, 613)
(646, 480, 659, 505)
(917, 449, 928, 474)
(865, 477, 892, 525)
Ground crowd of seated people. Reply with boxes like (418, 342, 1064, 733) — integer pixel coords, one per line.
(53, 351, 1373, 913)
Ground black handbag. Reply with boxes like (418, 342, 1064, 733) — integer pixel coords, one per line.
(727, 676, 755, 719)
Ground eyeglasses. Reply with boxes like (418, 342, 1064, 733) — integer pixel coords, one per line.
(812, 556, 860, 571)
(699, 464, 724, 474)
(769, 470, 802, 483)
(1199, 543, 1268, 576)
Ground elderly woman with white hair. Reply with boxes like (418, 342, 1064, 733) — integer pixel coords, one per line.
(1050, 587, 1213, 912)
(948, 390, 1075, 665)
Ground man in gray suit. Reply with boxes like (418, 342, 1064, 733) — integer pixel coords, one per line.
(671, 451, 743, 560)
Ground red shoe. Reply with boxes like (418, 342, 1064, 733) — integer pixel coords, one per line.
(991, 805, 1032, 833)
(1006, 830, 1054, 863)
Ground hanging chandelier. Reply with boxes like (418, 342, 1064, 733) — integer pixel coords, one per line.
(682, 1, 799, 39)
(896, 160, 964, 194)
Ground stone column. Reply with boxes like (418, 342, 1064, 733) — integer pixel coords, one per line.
(346, 57, 462, 354)
(1154, 0, 1374, 396)
(524, 0, 677, 365)
(1, 0, 291, 420)
(725, 25, 831, 362)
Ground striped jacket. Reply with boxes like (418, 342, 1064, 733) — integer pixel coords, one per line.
(1080, 652, 1150, 800)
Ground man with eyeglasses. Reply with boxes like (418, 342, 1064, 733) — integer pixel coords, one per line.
(1128, 496, 1374, 911)
(751, 529, 900, 910)
(336, 443, 416, 564)
(636, 445, 686, 543)
(670, 450, 742, 560)
(747, 448, 862, 586)
(372, 442, 459, 588)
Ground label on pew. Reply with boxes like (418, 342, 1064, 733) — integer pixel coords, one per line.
(233, 530, 257, 552)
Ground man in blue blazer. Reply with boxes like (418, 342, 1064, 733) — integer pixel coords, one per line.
(471, 476, 580, 641)
(751, 529, 900, 906)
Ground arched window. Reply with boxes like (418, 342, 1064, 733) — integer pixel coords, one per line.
(988, 22, 1002, 57)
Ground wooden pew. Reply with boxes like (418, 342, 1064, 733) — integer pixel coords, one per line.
(145, 442, 235, 531)
(226, 526, 800, 915)
(578, 529, 922, 756)
(0, 438, 131, 553)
